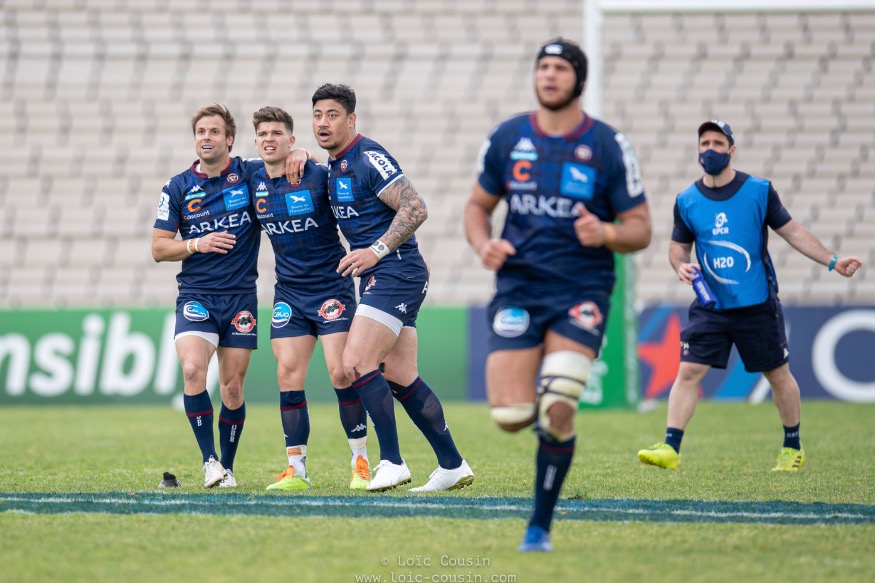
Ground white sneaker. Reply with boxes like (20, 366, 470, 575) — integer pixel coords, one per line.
(366, 460, 412, 492)
(219, 469, 236, 488)
(203, 456, 225, 488)
(409, 460, 474, 492)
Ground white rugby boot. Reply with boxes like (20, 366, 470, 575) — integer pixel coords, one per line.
(366, 460, 412, 492)
(409, 460, 474, 492)
(203, 456, 226, 488)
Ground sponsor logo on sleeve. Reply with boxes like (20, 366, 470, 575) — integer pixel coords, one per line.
(183, 301, 209, 322)
(363, 150, 398, 180)
(157, 192, 170, 221)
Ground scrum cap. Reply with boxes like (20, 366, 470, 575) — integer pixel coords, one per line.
(536, 38, 588, 98)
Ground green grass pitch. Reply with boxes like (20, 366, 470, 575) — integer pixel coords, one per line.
(1, 401, 873, 582)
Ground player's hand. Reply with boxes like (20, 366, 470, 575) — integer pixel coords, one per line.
(284, 148, 310, 185)
(337, 248, 379, 277)
(195, 232, 236, 254)
(478, 239, 516, 271)
(573, 203, 605, 247)
(834, 256, 863, 278)
(676, 262, 698, 284)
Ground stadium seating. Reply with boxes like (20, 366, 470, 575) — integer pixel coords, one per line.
(0, 3, 872, 309)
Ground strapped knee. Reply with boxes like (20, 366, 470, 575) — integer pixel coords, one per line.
(490, 403, 537, 432)
(537, 351, 592, 441)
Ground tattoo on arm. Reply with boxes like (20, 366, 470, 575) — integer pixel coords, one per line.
(377, 176, 428, 249)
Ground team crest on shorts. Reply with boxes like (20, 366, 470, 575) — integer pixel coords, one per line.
(364, 275, 377, 293)
(568, 302, 602, 331)
(318, 299, 346, 321)
(232, 310, 256, 333)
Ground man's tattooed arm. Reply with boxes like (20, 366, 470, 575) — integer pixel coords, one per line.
(376, 176, 429, 250)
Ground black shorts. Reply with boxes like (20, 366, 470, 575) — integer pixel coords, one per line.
(680, 298, 789, 373)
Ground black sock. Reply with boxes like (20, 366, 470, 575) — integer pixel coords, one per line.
(334, 387, 367, 440)
(183, 391, 216, 463)
(218, 402, 245, 471)
(783, 423, 801, 450)
(665, 427, 684, 453)
(389, 378, 463, 469)
(352, 370, 401, 464)
(529, 434, 576, 532)
(280, 390, 310, 448)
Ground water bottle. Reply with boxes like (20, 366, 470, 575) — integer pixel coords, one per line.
(691, 266, 718, 309)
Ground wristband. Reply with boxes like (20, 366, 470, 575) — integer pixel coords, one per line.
(194, 238, 201, 253)
(369, 240, 391, 259)
(828, 255, 838, 271)
(186, 239, 195, 254)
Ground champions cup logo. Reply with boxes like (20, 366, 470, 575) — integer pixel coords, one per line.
(318, 299, 345, 321)
(232, 311, 256, 333)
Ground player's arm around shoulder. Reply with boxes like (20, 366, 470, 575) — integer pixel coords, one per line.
(775, 219, 863, 277)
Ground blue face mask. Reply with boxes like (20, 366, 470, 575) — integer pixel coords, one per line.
(698, 149, 730, 175)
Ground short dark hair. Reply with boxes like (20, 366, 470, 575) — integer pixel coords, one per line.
(191, 103, 236, 151)
(252, 106, 294, 134)
(312, 83, 356, 114)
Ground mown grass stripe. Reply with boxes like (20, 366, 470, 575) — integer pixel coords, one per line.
(1, 493, 872, 525)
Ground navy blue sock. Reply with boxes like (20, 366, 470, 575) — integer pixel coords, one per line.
(389, 378, 463, 469)
(334, 387, 367, 440)
(529, 434, 576, 532)
(783, 423, 801, 450)
(352, 370, 401, 464)
(184, 391, 216, 463)
(665, 427, 684, 453)
(218, 402, 245, 471)
(280, 390, 310, 448)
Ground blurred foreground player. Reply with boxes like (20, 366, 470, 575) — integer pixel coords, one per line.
(464, 39, 651, 551)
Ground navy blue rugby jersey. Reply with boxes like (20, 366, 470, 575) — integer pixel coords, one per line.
(477, 113, 647, 293)
(326, 134, 421, 259)
(154, 156, 263, 294)
(251, 161, 350, 286)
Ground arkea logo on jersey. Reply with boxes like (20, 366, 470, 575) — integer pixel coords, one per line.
(364, 150, 398, 180)
(156, 192, 170, 221)
(510, 137, 538, 161)
(223, 185, 250, 211)
(336, 178, 354, 202)
(318, 299, 346, 321)
(560, 163, 595, 200)
(285, 190, 314, 216)
(272, 302, 292, 328)
(568, 302, 602, 331)
(232, 310, 256, 334)
(183, 301, 209, 322)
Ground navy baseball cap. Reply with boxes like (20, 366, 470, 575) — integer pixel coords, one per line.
(698, 119, 734, 145)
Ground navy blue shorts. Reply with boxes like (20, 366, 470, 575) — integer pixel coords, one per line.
(357, 265, 426, 329)
(175, 292, 258, 349)
(486, 289, 610, 355)
(270, 281, 355, 339)
(680, 298, 789, 373)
